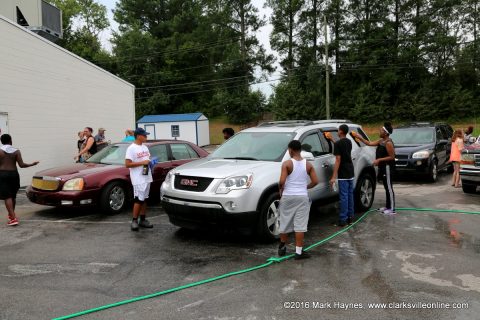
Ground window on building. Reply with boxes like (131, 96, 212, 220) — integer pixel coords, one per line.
(171, 125, 180, 138)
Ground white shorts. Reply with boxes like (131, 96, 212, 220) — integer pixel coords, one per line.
(133, 183, 151, 201)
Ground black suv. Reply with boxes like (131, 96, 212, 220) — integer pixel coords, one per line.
(391, 123, 453, 182)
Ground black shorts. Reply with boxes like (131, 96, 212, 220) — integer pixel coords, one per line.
(0, 170, 20, 200)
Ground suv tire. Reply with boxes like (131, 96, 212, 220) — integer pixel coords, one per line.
(257, 192, 281, 241)
(462, 184, 477, 194)
(428, 160, 438, 182)
(355, 173, 375, 212)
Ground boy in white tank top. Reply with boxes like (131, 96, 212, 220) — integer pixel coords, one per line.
(278, 140, 318, 260)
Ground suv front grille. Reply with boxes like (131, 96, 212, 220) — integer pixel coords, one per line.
(174, 175, 214, 192)
(395, 154, 409, 166)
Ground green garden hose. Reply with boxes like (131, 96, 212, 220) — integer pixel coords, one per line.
(52, 207, 480, 320)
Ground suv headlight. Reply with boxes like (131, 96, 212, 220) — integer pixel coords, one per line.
(412, 150, 431, 159)
(165, 170, 175, 184)
(62, 178, 84, 191)
(216, 174, 253, 194)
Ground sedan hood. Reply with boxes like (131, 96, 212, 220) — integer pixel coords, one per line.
(395, 143, 435, 155)
(34, 163, 122, 179)
(173, 158, 279, 179)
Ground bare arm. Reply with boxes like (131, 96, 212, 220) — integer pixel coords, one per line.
(278, 161, 291, 197)
(355, 135, 381, 147)
(16, 151, 39, 168)
(330, 155, 341, 185)
(307, 162, 318, 189)
(125, 158, 150, 168)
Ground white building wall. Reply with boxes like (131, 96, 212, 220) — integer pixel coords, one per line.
(0, 16, 135, 185)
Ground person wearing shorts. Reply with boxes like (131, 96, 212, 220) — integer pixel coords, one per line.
(125, 128, 154, 231)
(278, 140, 318, 260)
(0, 134, 39, 226)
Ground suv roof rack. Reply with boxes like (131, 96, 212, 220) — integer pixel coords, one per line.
(313, 119, 352, 124)
(257, 120, 314, 127)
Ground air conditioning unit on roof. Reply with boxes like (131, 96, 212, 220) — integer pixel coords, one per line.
(0, 0, 63, 42)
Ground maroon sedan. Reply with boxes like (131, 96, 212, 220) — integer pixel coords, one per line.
(26, 140, 208, 213)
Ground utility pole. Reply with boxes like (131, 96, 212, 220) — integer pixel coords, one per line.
(324, 15, 330, 119)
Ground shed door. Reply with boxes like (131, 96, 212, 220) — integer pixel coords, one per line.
(0, 113, 8, 137)
(144, 124, 156, 139)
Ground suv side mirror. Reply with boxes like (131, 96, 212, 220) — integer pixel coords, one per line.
(301, 151, 315, 161)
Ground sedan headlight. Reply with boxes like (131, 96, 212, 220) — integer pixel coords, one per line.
(62, 178, 84, 191)
(216, 174, 253, 194)
(412, 150, 431, 159)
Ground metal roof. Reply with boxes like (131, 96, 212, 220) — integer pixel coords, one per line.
(137, 113, 205, 123)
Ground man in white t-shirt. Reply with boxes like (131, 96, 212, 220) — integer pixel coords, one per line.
(125, 128, 154, 231)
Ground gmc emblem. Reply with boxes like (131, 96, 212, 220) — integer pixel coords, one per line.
(180, 179, 199, 187)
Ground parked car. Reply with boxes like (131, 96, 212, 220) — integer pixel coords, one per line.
(390, 122, 453, 182)
(460, 143, 480, 194)
(26, 141, 208, 213)
(161, 120, 377, 240)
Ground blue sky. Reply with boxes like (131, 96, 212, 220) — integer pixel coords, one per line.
(96, 0, 278, 95)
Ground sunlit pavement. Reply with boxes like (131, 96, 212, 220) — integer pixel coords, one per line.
(0, 172, 479, 320)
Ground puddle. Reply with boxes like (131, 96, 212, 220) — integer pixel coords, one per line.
(2, 262, 118, 277)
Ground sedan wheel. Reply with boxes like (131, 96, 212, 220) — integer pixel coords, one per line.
(109, 186, 126, 211)
(100, 182, 127, 214)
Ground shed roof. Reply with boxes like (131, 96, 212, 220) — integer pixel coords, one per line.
(137, 113, 206, 123)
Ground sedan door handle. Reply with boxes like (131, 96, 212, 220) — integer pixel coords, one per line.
(322, 163, 330, 168)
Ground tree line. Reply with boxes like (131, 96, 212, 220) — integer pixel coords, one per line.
(51, 0, 479, 124)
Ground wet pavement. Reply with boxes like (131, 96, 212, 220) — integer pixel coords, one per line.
(0, 172, 479, 320)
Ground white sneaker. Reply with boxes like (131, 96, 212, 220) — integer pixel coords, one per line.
(377, 207, 387, 213)
(383, 209, 396, 215)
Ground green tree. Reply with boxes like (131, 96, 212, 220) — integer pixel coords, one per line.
(50, 0, 112, 68)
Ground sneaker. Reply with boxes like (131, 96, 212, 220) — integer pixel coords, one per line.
(7, 218, 19, 226)
(278, 243, 287, 257)
(139, 219, 153, 228)
(294, 251, 311, 260)
(377, 207, 387, 213)
(332, 220, 347, 227)
(383, 209, 396, 215)
(347, 216, 354, 225)
(131, 220, 139, 231)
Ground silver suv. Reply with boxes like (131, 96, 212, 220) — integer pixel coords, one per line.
(161, 120, 377, 240)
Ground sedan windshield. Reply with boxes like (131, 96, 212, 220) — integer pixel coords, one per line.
(87, 144, 129, 165)
(390, 128, 435, 145)
(211, 132, 296, 162)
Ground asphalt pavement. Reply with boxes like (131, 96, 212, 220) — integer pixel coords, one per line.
(0, 172, 479, 320)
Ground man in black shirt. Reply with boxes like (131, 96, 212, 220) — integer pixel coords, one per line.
(329, 124, 355, 227)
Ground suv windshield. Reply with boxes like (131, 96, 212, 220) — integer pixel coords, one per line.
(87, 144, 129, 165)
(211, 132, 296, 161)
(391, 128, 435, 145)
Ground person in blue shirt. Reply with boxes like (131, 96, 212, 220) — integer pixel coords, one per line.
(122, 129, 135, 142)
